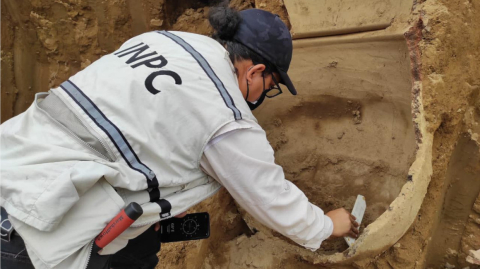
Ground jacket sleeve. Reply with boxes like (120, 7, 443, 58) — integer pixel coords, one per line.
(200, 120, 333, 250)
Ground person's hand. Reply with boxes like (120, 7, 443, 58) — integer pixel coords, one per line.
(326, 208, 359, 239)
(154, 212, 187, 231)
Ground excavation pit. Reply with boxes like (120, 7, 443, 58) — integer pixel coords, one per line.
(248, 32, 423, 257)
(3, 0, 480, 268)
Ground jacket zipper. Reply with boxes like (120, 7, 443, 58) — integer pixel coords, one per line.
(83, 240, 94, 269)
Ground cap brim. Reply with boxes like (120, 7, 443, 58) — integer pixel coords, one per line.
(278, 69, 297, 95)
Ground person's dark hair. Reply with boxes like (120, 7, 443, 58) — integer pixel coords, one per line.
(209, 4, 274, 74)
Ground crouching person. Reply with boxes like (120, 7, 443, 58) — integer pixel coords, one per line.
(0, 5, 357, 269)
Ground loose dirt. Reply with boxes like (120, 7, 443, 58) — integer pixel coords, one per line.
(1, 0, 480, 268)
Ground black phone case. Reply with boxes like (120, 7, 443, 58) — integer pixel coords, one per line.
(160, 212, 210, 243)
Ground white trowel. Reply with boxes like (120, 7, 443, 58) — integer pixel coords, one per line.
(344, 195, 366, 247)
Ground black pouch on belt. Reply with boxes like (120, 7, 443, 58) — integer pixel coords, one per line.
(1, 207, 14, 242)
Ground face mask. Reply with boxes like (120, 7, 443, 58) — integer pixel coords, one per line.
(247, 89, 266, 110)
(245, 75, 266, 111)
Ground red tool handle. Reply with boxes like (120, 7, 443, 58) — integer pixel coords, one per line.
(94, 202, 143, 249)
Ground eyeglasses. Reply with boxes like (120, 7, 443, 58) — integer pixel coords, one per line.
(264, 73, 283, 98)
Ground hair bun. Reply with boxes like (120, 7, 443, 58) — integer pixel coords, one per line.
(209, 5, 242, 40)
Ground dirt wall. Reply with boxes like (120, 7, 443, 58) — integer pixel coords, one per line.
(366, 1, 480, 268)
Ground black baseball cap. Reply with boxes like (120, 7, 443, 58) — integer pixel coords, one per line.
(233, 9, 297, 95)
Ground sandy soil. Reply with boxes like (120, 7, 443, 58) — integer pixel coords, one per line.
(367, 1, 480, 268)
(1, 0, 480, 268)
